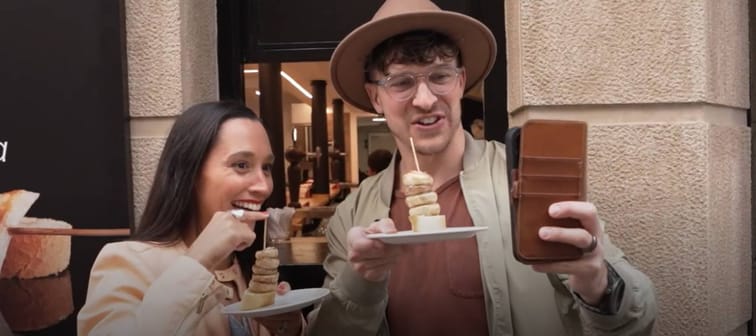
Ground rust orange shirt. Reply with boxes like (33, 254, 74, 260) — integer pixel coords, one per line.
(387, 176, 488, 336)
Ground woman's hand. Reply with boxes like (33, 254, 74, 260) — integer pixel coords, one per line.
(530, 201, 608, 305)
(256, 282, 303, 336)
(186, 210, 268, 271)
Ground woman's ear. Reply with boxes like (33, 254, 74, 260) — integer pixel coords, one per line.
(364, 83, 383, 114)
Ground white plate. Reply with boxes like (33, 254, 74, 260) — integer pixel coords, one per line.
(222, 288, 330, 318)
(366, 226, 488, 245)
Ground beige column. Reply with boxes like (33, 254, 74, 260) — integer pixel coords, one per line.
(125, 0, 218, 222)
(506, 1, 750, 335)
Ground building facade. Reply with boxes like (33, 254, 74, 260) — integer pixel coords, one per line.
(127, 1, 751, 335)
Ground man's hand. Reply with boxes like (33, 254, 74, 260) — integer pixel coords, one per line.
(530, 201, 608, 305)
(346, 218, 405, 282)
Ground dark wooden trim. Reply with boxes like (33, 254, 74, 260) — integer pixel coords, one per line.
(246, 43, 341, 63)
(217, 0, 245, 101)
(242, 1, 381, 63)
(749, 0, 755, 332)
(477, 0, 508, 142)
(118, 0, 135, 230)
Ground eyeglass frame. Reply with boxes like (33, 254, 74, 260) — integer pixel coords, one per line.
(367, 66, 465, 101)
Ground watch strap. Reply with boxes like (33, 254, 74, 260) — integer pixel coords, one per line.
(576, 261, 625, 315)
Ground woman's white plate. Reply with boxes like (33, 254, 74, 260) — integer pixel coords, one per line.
(222, 288, 330, 318)
(366, 226, 488, 245)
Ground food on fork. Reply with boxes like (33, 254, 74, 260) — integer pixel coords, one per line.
(402, 170, 446, 232)
(240, 246, 279, 310)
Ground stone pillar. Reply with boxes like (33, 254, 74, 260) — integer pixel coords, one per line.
(310, 80, 329, 195)
(126, 0, 218, 222)
(507, 1, 750, 335)
(332, 98, 346, 182)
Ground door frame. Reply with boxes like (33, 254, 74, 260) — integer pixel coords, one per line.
(216, 0, 508, 138)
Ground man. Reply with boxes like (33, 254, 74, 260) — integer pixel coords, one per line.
(307, 0, 656, 335)
(367, 149, 393, 176)
(360, 149, 394, 182)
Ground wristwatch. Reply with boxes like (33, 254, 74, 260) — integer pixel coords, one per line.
(577, 261, 625, 315)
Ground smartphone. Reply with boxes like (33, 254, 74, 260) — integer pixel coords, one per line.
(505, 120, 587, 264)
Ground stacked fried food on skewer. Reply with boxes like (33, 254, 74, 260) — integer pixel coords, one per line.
(240, 246, 279, 310)
(402, 138, 446, 232)
(403, 170, 446, 232)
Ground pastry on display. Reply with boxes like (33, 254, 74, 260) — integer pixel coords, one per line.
(0, 190, 71, 279)
(0, 190, 40, 267)
(0, 217, 72, 279)
(0, 190, 74, 331)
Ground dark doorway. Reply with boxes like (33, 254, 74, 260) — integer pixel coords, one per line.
(216, 0, 508, 294)
(218, 0, 508, 138)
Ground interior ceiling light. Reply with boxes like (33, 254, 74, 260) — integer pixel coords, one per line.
(243, 69, 313, 99)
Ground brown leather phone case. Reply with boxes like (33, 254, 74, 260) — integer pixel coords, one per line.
(508, 119, 587, 264)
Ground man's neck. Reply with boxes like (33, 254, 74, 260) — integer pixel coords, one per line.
(397, 130, 465, 190)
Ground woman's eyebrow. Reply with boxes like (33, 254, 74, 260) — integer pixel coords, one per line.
(227, 151, 255, 160)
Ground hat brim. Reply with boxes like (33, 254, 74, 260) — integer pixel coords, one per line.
(330, 10, 496, 113)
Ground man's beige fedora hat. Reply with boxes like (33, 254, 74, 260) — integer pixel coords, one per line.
(330, 0, 496, 112)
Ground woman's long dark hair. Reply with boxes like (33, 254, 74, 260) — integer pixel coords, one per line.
(132, 101, 263, 279)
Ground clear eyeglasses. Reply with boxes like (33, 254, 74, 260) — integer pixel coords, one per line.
(370, 66, 464, 101)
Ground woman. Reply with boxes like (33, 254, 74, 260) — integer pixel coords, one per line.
(78, 101, 303, 335)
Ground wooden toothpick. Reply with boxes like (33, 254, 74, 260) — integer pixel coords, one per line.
(262, 218, 268, 249)
(409, 137, 421, 171)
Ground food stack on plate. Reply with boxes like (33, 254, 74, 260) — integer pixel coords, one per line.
(0, 190, 74, 332)
(240, 246, 280, 310)
(402, 170, 446, 232)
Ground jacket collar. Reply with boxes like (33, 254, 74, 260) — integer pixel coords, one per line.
(462, 130, 486, 172)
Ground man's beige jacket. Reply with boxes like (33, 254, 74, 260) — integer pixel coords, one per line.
(307, 132, 656, 336)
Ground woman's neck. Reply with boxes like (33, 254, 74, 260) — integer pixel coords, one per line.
(182, 218, 201, 247)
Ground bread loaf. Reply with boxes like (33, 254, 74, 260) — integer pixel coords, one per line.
(0, 218, 72, 279)
(0, 270, 73, 331)
(0, 190, 74, 331)
(0, 190, 41, 275)
(241, 247, 279, 310)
